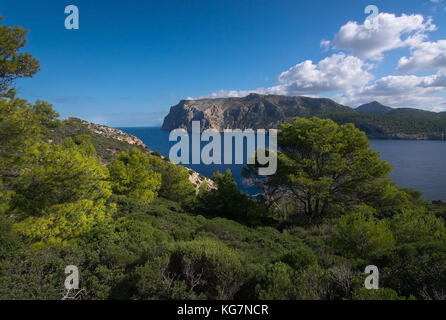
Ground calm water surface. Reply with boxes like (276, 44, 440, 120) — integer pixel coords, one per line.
(120, 127, 446, 201)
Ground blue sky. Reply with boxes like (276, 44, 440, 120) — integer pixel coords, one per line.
(2, 0, 446, 126)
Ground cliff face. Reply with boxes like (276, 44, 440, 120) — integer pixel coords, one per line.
(162, 94, 446, 140)
(162, 93, 352, 131)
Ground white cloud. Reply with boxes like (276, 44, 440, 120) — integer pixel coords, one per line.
(432, 106, 446, 112)
(333, 13, 435, 60)
(276, 53, 374, 93)
(397, 40, 446, 72)
(193, 89, 253, 99)
(320, 39, 331, 51)
(200, 53, 374, 99)
(196, 11, 446, 112)
(334, 70, 446, 108)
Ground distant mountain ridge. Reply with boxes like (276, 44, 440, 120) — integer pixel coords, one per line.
(356, 101, 446, 119)
(356, 101, 393, 115)
(162, 94, 446, 140)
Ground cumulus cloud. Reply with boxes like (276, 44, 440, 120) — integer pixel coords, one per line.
(333, 13, 435, 60)
(397, 40, 446, 72)
(276, 53, 374, 93)
(191, 89, 253, 99)
(200, 53, 374, 99)
(320, 39, 331, 51)
(197, 11, 446, 111)
(334, 70, 446, 108)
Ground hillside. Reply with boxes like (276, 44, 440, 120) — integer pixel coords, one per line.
(162, 94, 446, 140)
(47, 117, 213, 190)
(3, 10, 446, 303)
(3, 96, 446, 301)
(356, 101, 393, 115)
(357, 101, 446, 119)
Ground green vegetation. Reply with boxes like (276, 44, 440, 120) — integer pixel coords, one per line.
(327, 111, 446, 139)
(109, 148, 161, 203)
(146, 155, 197, 209)
(0, 15, 40, 95)
(12, 143, 112, 216)
(1, 16, 445, 301)
(196, 170, 265, 224)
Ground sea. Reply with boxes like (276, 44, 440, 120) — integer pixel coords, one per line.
(119, 127, 446, 201)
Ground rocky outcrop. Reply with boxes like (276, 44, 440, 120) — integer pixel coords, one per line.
(187, 169, 216, 192)
(63, 118, 215, 192)
(162, 94, 446, 140)
(76, 119, 146, 147)
(162, 93, 352, 132)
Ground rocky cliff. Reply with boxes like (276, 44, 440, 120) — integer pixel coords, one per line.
(162, 93, 352, 131)
(162, 94, 446, 140)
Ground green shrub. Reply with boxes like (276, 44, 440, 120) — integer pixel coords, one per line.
(279, 246, 318, 270)
(390, 209, 446, 244)
(168, 238, 245, 299)
(352, 287, 404, 300)
(256, 262, 327, 300)
(329, 212, 395, 260)
(108, 148, 161, 203)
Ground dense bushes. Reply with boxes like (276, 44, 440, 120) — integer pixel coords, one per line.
(1, 186, 445, 300)
(0, 17, 445, 299)
(197, 170, 266, 224)
(108, 148, 197, 208)
(329, 211, 395, 260)
(390, 209, 446, 244)
(12, 143, 111, 215)
(147, 156, 196, 208)
(2, 105, 445, 300)
(168, 239, 245, 299)
(13, 199, 113, 246)
(256, 262, 327, 300)
(109, 148, 161, 203)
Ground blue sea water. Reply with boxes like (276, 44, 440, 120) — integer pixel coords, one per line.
(119, 127, 446, 201)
